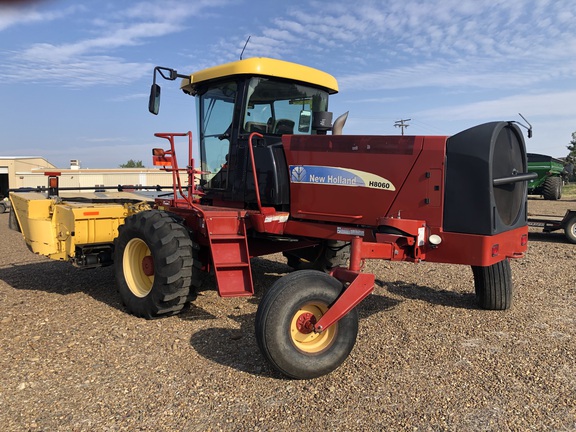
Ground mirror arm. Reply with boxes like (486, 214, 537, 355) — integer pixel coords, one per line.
(154, 66, 188, 83)
(149, 66, 189, 115)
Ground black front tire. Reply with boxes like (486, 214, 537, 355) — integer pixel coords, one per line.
(0, 202, 6, 214)
(114, 210, 200, 319)
(471, 260, 512, 310)
(255, 270, 359, 379)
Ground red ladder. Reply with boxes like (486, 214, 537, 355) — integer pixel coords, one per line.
(204, 210, 254, 297)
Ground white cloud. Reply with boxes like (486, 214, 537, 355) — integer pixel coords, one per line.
(122, 0, 232, 21)
(6, 0, 572, 92)
(252, 0, 576, 81)
(3, 53, 153, 87)
(19, 21, 181, 62)
(418, 90, 576, 122)
(0, 1, 235, 87)
(0, 3, 83, 32)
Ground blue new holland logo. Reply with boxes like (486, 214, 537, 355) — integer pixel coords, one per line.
(289, 165, 395, 190)
(291, 165, 307, 182)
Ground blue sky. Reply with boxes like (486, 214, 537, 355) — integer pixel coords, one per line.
(1, 0, 575, 168)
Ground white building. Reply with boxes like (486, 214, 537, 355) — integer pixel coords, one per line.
(0, 157, 182, 196)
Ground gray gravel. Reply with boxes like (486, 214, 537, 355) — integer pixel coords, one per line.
(0, 197, 574, 431)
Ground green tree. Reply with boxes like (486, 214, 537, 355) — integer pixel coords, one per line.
(567, 131, 576, 158)
(119, 159, 144, 168)
(566, 132, 576, 182)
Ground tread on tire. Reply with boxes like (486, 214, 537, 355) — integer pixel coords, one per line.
(114, 210, 201, 319)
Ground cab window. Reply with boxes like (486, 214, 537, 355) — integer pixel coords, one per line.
(242, 77, 328, 136)
(197, 81, 237, 189)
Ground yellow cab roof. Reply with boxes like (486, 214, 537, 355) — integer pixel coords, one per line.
(181, 57, 339, 94)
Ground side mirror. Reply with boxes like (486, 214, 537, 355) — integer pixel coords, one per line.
(298, 110, 311, 133)
(148, 83, 161, 115)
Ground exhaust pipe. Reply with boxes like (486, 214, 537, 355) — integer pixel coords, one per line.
(332, 111, 349, 135)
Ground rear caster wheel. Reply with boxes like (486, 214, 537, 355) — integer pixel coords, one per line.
(471, 259, 512, 310)
(255, 270, 358, 379)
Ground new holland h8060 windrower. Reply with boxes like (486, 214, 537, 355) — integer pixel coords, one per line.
(10, 57, 536, 378)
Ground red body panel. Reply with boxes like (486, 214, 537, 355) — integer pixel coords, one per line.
(153, 129, 529, 308)
(283, 135, 447, 227)
(281, 133, 528, 267)
(426, 226, 528, 266)
(281, 219, 528, 266)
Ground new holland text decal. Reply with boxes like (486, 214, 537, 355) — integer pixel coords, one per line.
(289, 165, 395, 190)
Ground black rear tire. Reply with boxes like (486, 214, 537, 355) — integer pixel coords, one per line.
(542, 176, 562, 200)
(255, 270, 359, 379)
(0, 202, 6, 214)
(471, 260, 512, 310)
(8, 206, 20, 232)
(283, 240, 350, 272)
(114, 210, 201, 319)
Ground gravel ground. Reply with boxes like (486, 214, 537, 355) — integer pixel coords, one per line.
(0, 197, 574, 431)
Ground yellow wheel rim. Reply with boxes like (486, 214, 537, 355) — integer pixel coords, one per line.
(123, 238, 154, 298)
(290, 303, 336, 353)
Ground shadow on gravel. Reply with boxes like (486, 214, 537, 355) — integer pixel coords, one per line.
(528, 231, 571, 244)
(0, 260, 236, 322)
(188, 283, 402, 378)
(0, 260, 124, 310)
(357, 292, 401, 319)
(177, 303, 219, 321)
(188, 311, 280, 377)
(192, 257, 290, 299)
(382, 279, 477, 309)
(249, 257, 292, 297)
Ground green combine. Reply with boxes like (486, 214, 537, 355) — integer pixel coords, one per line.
(527, 153, 564, 200)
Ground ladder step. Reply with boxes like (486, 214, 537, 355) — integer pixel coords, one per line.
(210, 234, 245, 240)
(215, 262, 250, 269)
(216, 267, 254, 297)
(204, 213, 254, 297)
(220, 289, 253, 297)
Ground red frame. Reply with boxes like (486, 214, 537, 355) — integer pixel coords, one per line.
(151, 131, 529, 333)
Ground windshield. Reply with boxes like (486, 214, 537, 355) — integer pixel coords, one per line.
(197, 81, 237, 189)
(242, 77, 329, 135)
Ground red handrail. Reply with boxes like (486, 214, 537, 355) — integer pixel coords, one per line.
(154, 132, 195, 208)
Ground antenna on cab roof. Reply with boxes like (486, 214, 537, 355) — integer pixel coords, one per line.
(240, 36, 251, 60)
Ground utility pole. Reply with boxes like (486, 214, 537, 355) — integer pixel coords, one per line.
(394, 118, 411, 135)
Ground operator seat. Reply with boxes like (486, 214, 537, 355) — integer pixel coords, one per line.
(245, 122, 267, 134)
(274, 119, 294, 135)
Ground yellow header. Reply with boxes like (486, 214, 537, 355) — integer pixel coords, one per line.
(181, 57, 338, 94)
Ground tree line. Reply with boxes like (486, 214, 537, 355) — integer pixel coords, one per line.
(564, 132, 576, 182)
